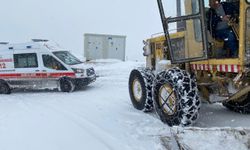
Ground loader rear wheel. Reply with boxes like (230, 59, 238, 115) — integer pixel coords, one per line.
(153, 68, 200, 126)
(129, 68, 154, 112)
(59, 78, 75, 92)
(223, 93, 250, 113)
(0, 81, 11, 94)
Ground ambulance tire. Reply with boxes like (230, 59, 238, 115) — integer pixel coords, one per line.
(59, 78, 75, 92)
(0, 81, 11, 94)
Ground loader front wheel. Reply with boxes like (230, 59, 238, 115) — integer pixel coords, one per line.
(129, 68, 154, 112)
(223, 93, 250, 113)
(153, 68, 200, 126)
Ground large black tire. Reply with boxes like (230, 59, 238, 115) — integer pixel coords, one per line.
(59, 78, 75, 92)
(0, 81, 11, 94)
(223, 93, 250, 113)
(153, 67, 200, 126)
(128, 68, 154, 112)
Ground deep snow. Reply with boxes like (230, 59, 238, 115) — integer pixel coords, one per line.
(0, 60, 250, 150)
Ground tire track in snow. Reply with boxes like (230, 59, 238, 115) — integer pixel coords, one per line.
(22, 99, 131, 150)
(0, 96, 33, 120)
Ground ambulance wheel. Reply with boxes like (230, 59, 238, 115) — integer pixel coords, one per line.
(0, 81, 11, 94)
(128, 68, 154, 112)
(153, 68, 200, 126)
(59, 78, 75, 92)
(223, 93, 250, 113)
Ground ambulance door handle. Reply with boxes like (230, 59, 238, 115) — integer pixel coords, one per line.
(35, 70, 40, 72)
(42, 70, 47, 72)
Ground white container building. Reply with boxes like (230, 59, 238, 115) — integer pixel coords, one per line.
(84, 33, 126, 61)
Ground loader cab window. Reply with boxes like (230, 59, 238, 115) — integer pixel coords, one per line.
(245, 8, 250, 63)
(162, 0, 201, 32)
(42, 55, 67, 70)
(14, 53, 38, 68)
(160, 0, 208, 63)
(206, 0, 239, 58)
(162, 0, 199, 18)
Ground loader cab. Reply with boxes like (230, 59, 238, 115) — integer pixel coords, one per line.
(157, 0, 209, 63)
(157, 0, 245, 64)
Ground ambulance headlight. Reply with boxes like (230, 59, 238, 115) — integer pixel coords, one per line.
(72, 68, 85, 73)
(86, 67, 95, 76)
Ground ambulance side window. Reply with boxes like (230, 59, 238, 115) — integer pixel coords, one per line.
(14, 53, 38, 68)
(42, 55, 67, 70)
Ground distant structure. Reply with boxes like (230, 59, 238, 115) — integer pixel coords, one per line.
(84, 33, 126, 61)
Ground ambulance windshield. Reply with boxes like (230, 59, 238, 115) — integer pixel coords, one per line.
(53, 51, 82, 65)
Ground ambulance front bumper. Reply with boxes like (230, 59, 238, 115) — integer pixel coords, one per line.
(74, 74, 96, 88)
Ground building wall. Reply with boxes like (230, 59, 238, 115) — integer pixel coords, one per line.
(84, 33, 126, 61)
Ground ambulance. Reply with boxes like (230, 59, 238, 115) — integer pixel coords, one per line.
(0, 39, 96, 94)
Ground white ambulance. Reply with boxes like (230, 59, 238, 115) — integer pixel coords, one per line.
(0, 39, 96, 94)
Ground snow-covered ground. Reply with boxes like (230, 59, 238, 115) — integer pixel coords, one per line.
(0, 60, 250, 150)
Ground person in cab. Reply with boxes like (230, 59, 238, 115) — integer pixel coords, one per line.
(207, 0, 239, 57)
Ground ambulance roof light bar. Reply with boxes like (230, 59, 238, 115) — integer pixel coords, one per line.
(32, 39, 49, 42)
(0, 42, 9, 45)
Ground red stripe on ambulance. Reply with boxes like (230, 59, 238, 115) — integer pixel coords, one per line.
(0, 72, 75, 78)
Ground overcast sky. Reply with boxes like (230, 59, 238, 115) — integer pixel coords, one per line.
(0, 0, 165, 61)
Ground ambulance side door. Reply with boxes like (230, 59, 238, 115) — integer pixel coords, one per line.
(12, 52, 43, 89)
(40, 53, 70, 89)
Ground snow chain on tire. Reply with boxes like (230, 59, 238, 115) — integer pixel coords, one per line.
(129, 68, 155, 112)
(153, 67, 201, 126)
